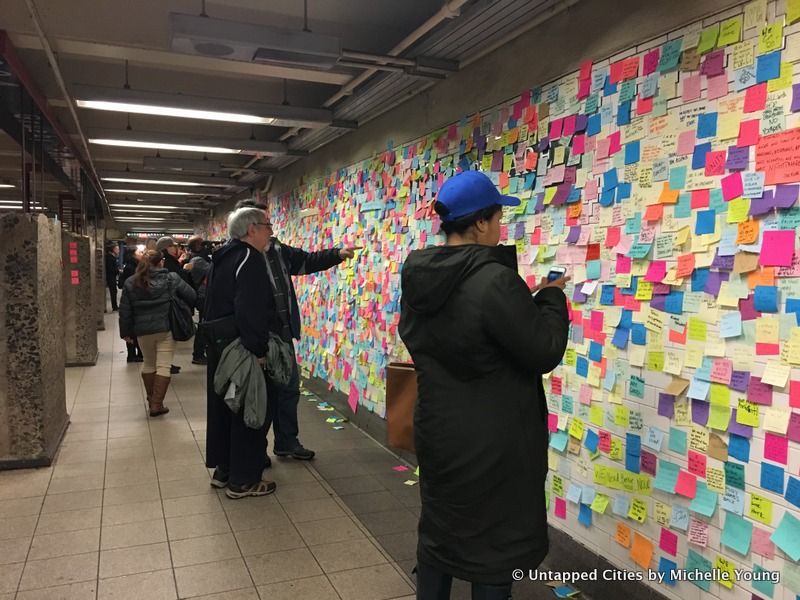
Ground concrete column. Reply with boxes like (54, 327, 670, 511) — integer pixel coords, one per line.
(0, 213, 68, 468)
(86, 223, 106, 331)
(62, 232, 98, 366)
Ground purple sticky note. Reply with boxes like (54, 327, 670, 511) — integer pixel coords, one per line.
(692, 399, 710, 426)
(726, 146, 749, 171)
(572, 324, 585, 344)
(538, 136, 551, 152)
(704, 271, 728, 297)
(775, 184, 799, 209)
(653, 283, 670, 295)
(491, 152, 504, 171)
(572, 288, 588, 304)
(729, 410, 754, 438)
(534, 194, 545, 213)
(514, 222, 525, 239)
(749, 190, 775, 216)
(651, 295, 667, 312)
(553, 183, 572, 205)
(730, 371, 750, 392)
(658, 393, 676, 418)
(641, 450, 658, 476)
(792, 83, 800, 113)
(575, 114, 588, 132)
(788, 412, 800, 443)
(739, 295, 762, 321)
(748, 376, 773, 405)
(712, 251, 734, 271)
(566, 226, 582, 243)
(701, 49, 725, 77)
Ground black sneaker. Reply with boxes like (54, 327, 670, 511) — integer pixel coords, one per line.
(275, 445, 315, 460)
(264, 455, 272, 469)
(226, 480, 277, 499)
(170, 364, 181, 374)
(192, 357, 207, 365)
(210, 468, 229, 488)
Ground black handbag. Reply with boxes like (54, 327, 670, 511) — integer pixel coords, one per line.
(168, 276, 195, 342)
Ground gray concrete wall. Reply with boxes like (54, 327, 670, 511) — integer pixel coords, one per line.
(62, 233, 98, 366)
(266, 0, 743, 197)
(0, 213, 68, 468)
(87, 223, 106, 331)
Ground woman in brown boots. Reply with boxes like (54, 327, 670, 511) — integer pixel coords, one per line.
(119, 249, 196, 416)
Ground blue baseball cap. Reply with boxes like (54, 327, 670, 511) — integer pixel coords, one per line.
(435, 170, 520, 222)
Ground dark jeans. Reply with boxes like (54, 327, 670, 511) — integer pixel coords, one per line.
(415, 561, 513, 600)
(107, 282, 118, 310)
(266, 352, 300, 452)
(205, 340, 268, 486)
(192, 309, 206, 360)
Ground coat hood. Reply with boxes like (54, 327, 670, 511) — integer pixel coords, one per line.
(212, 239, 256, 268)
(400, 244, 518, 315)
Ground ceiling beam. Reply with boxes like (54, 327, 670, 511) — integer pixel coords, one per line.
(9, 32, 353, 86)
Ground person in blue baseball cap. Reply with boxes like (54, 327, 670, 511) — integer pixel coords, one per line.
(399, 169, 570, 599)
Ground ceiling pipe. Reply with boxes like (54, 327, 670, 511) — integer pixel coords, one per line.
(22, 0, 109, 216)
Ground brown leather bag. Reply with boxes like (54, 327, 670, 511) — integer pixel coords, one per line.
(386, 362, 417, 453)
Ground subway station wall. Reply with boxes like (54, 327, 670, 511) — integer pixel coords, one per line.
(260, 1, 800, 598)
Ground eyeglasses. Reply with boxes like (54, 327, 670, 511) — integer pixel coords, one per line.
(253, 222, 273, 229)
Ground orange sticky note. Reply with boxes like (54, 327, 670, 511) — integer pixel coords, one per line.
(644, 204, 664, 221)
(568, 203, 582, 219)
(736, 220, 759, 244)
(616, 522, 631, 547)
(631, 533, 654, 570)
(676, 253, 696, 278)
(748, 267, 775, 289)
(658, 182, 680, 204)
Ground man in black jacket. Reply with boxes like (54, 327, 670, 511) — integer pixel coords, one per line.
(157, 236, 190, 374)
(234, 199, 359, 461)
(104, 244, 120, 311)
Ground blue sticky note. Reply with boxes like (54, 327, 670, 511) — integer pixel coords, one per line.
(752, 565, 775, 598)
(664, 291, 684, 314)
(581, 485, 596, 505)
(626, 433, 641, 456)
(603, 76, 617, 96)
(668, 165, 687, 190)
(617, 101, 631, 126)
(599, 188, 615, 207)
(692, 142, 712, 169)
(721, 512, 753, 556)
(695, 209, 716, 234)
(771, 512, 800, 561)
(600, 285, 615, 305)
(576, 357, 589, 377)
(658, 558, 677, 586)
(587, 113, 602, 136)
(611, 326, 629, 349)
(550, 430, 569, 451)
(586, 259, 602, 280)
(690, 482, 718, 517)
(721, 486, 745, 515)
(754, 285, 778, 313)
(603, 168, 619, 191)
(669, 428, 687, 454)
(757, 51, 781, 83)
(585, 429, 599, 453)
(631, 323, 647, 345)
(686, 550, 712, 592)
(726, 462, 746, 489)
(670, 505, 690, 530)
(674, 192, 692, 218)
(729, 434, 750, 462)
(697, 112, 718, 138)
(617, 182, 632, 200)
(618, 310, 633, 329)
(787, 298, 800, 325)
(692, 268, 710, 292)
(613, 494, 630, 517)
(786, 476, 800, 509)
(654, 459, 680, 493)
(688, 377, 710, 401)
(589, 341, 603, 362)
(625, 141, 641, 165)
(566, 482, 583, 503)
(761, 462, 785, 495)
(720, 312, 742, 338)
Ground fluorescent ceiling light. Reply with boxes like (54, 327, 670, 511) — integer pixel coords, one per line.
(112, 208, 176, 214)
(89, 138, 240, 154)
(77, 99, 274, 125)
(110, 203, 205, 210)
(0, 184, 15, 189)
(101, 176, 230, 188)
(0, 200, 22, 204)
(115, 217, 168, 222)
(105, 189, 194, 196)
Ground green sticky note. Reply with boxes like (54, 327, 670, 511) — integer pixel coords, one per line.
(708, 404, 731, 431)
(752, 565, 775, 598)
(771, 511, 800, 561)
(669, 427, 687, 454)
(718, 15, 742, 47)
(654, 460, 680, 493)
(686, 549, 712, 591)
(689, 481, 718, 517)
(698, 24, 720, 54)
(721, 512, 753, 556)
(784, 563, 800, 594)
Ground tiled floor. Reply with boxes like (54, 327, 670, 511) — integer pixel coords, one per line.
(0, 312, 565, 600)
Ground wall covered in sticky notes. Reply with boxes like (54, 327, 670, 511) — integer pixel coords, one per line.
(266, 1, 800, 598)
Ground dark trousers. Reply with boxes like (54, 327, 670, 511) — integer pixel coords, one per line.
(205, 344, 268, 486)
(126, 338, 141, 358)
(415, 561, 513, 600)
(192, 309, 206, 360)
(107, 282, 118, 310)
(266, 354, 300, 452)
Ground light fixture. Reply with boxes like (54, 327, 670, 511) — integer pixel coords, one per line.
(110, 203, 206, 210)
(88, 129, 292, 157)
(0, 184, 15, 189)
(112, 208, 176, 214)
(90, 138, 240, 154)
(0, 200, 22, 204)
(105, 189, 194, 196)
(77, 100, 275, 125)
(100, 171, 232, 188)
(114, 217, 168, 222)
(103, 177, 205, 187)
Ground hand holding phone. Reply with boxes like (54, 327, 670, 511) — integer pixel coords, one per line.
(532, 266, 570, 294)
(547, 266, 567, 282)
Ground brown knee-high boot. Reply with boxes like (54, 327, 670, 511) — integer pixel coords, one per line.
(150, 375, 171, 417)
(141, 372, 156, 410)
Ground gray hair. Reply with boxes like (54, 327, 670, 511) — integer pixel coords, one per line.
(227, 207, 265, 240)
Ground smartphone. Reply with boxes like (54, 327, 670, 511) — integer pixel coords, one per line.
(547, 266, 567, 282)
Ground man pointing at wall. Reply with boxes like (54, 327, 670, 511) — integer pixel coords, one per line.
(234, 199, 360, 462)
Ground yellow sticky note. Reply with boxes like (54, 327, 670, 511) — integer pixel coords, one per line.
(791, 0, 800, 25)
(709, 383, 731, 406)
(590, 404, 605, 427)
(715, 555, 736, 589)
(687, 317, 708, 342)
(727, 197, 750, 223)
(708, 404, 731, 431)
(610, 438, 623, 461)
(749, 493, 773, 525)
(552, 475, 565, 497)
(718, 16, 742, 47)
(736, 399, 760, 427)
(591, 493, 610, 514)
(543, 187, 558, 205)
(759, 22, 783, 54)
(628, 497, 648, 523)
(706, 467, 726, 494)
(635, 280, 653, 301)
(614, 405, 630, 428)
(647, 351, 665, 371)
(732, 41, 755, 70)
(569, 417, 585, 440)
(768, 62, 793, 93)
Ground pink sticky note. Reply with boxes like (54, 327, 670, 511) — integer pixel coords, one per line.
(645, 260, 667, 282)
(721, 172, 743, 200)
(608, 131, 622, 155)
(555, 497, 567, 519)
(760, 230, 796, 267)
(737, 119, 761, 147)
(579, 384, 593, 405)
(791, 381, 800, 408)
(687, 450, 707, 478)
(747, 375, 773, 405)
(682, 74, 702, 101)
(590, 310, 604, 330)
(548, 413, 559, 433)
(705, 150, 727, 176)
(659, 528, 678, 556)
(787, 412, 800, 443)
(677, 130, 697, 155)
(393, 465, 409, 472)
(752, 527, 775, 559)
(643, 49, 660, 76)
(549, 118, 564, 139)
(764, 432, 789, 464)
(563, 115, 577, 137)
(348, 382, 359, 414)
(744, 83, 768, 112)
(616, 255, 632, 274)
(577, 77, 591, 100)
(573, 134, 586, 155)
(676, 470, 697, 498)
(707, 73, 729, 100)
(579, 59, 592, 80)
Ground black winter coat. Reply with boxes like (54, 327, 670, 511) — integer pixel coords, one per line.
(163, 252, 191, 284)
(119, 269, 196, 338)
(398, 244, 570, 585)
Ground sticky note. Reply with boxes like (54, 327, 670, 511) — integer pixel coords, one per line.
(760, 230, 795, 266)
(721, 512, 753, 556)
(771, 512, 800, 561)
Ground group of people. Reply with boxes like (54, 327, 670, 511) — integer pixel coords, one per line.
(116, 171, 571, 599)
